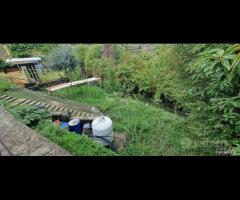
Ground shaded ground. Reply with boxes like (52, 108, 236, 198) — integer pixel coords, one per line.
(0, 107, 71, 156)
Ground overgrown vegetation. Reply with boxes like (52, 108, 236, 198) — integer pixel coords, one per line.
(0, 76, 15, 92)
(11, 106, 49, 128)
(57, 85, 216, 155)
(9, 44, 56, 57)
(36, 120, 115, 156)
(2, 43, 240, 156)
(8, 104, 115, 156)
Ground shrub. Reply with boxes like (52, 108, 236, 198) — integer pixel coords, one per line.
(47, 44, 79, 76)
(0, 58, 6, 69)
(9, 44, 56, 58)
(187, 44, 240, 138)
(11, 105, 49, 128)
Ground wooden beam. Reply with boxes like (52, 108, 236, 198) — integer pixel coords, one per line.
(46, 77, 100, 92)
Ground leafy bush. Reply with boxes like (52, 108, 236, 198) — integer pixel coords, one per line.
(47, 44, 79, 76)
(11, 105, 49, 128)
(0, 58, 6, 69)
(9, 44, 56, 57)
(36, 120, 115, 156)
(187, 44, 240, 138)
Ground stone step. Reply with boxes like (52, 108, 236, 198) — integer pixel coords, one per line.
(71, 110, 78, 116)
(35, 102, 42, 106)
(44, 104, 51, 109)
(48, 105, 56, 111)
(52, 106, 62, 112)
(63, 108, 69, 112)
(5, 97, 18, 103)
(20, 99, 33, 106)
(58, 107, 65, 112)
(0, 94, 7, 99)
(10, 98, 27, 107)
(0, 94, 99, 121)
(15, 99, 29, 106)
(28, 100, 37, 106)
(39, 102, 47, 108)
(2, 96, 12, 102)
(76, 111, 82, 117)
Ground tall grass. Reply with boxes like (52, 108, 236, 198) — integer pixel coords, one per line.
(55, 85, 214, 155)
(0, 75, 15, 92)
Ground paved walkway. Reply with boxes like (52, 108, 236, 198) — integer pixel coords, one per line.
(0, 107, 71, 156)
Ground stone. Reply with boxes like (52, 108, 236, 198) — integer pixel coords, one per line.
(113, 132, 127, 151)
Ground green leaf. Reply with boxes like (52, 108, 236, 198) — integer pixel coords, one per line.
(221, 59, 231, 71)
(223, 55, 236, 60)
(217, 49, 225, 56)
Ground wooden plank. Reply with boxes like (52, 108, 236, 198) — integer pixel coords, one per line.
(46, 77, 100, 92)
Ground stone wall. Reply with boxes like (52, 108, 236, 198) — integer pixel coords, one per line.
(0, 107, 71, 156)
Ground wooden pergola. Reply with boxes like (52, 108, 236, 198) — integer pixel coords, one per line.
(5, 57, 42, 83)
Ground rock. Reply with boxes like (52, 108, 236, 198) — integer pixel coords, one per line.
(113, 132, 127, 151)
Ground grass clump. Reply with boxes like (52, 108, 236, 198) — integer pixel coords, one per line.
(0, 76, 15, 92)
(36, 120, 116, 156)
(57, 85, 215, 155)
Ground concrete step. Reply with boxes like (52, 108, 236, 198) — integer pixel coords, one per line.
(0, 94, 99, 121)
(5, 97, 18, 103)
(2, 96, 12, 102)
(58, 107, 65, 112)
(20, 99, 33, 106)
(35, 102, 42, 106)
(71, 110, 78, 116)
(76, 111, 82, 117)
(10, 98, 27, 107)
(52, 106, 62, 112)
(0, 94, 8, 99)
(28, 100, 37, 106)
(44, 104, 51, 109)
(48, 105, 56, 111)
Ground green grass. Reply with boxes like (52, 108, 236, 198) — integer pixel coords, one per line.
(57, 85, 214, 155)
(7, 104, 115, 156)
(36, 120, 116, 156)
(0, 75, 15, 92)
(38, 70, 65, 83)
